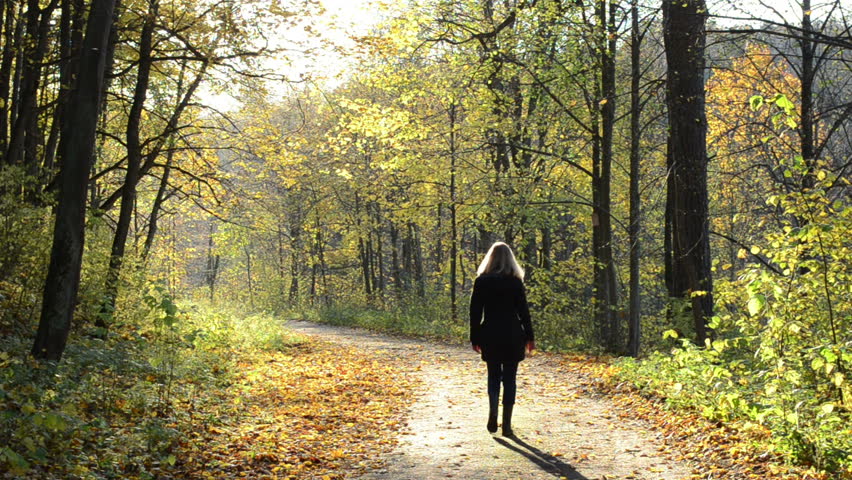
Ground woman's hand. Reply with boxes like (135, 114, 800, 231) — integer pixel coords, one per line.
(526, 340, 535, 353)
(472, 344, 481, 353)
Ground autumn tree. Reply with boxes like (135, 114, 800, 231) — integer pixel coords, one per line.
(32, 0, 118, 360)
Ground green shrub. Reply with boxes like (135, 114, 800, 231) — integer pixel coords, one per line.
(617, 167, 851, 473)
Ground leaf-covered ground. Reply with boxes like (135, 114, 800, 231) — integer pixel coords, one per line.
(286, 321, 694, 480)
(170, 340, 418, 479)
(276, 321, 841, 480)
(80, 319, 840, 480)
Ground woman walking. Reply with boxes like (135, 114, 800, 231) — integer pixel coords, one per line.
(469, 242, 535, 436)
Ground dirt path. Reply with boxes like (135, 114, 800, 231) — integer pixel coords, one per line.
(287, 321, 695, 480)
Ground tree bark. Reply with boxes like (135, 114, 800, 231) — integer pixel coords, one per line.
(99, 0, 158, 324)
(449, 102, 458, 323)
(390, 222, 401, 297)
(205, 223, 219, 301)
(245, 244, 254, 309)
(627, 0, 642, 357)
(0, 0, 20, 158)
(410, 222, 425, 297)
(6, 0, 58, 173)
(593, 0, 620, 353)
(141, 147, 172, 261)
(46, 0, 87, 174)
(663, 0, 713, 344)
(32, 0, 118, 360)
(799, 0, 816, 191)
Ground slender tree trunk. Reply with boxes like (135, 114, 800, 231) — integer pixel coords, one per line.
(375, 205, 385, 294)
(799, 0, 816, 191)
(390, 222, 401, 297)
(276, 222, 286, 290)
(664, 137, 675, 301)
(99, 0, 158, 325)
(540, 226, 552, 269)
(367, 234, 376, 298)
(359, 236, 371, 297)
(435, 203, 443, 287)
(141, 58, 191, 261)
(402, 225, 412, 292)
(45, 0, 85, 175)
(245, 244, 254, 309)
(289, 205, 303, 304)
(288, 250, 299, 304)
(663, 0, 713, 344)
(32, 0, 118, 360)
(141, 147, 172, 261)
(0, 0, 19, 157)
(6, 0, 57, 173)
(410, 222, 425, 297)
(592, 0, 619, 353)
(205, 223, 219, 301)
(314, 211, 329, 304)
(627, 0, 642, 357)
(449, 102, 458, 323)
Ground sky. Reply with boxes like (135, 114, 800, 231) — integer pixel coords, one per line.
(201, 0, 851, 111)
(200, 0, 384, 111)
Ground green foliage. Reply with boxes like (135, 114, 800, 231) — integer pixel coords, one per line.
(0, 167, 52, 334)
(185, 301, 307, 353)
(617, 168, 852, 473)
(312, 293, 467, 342)
(527, 256, 596, 351)
(0, 282, 306, 477)
(1, 331, 190, 477)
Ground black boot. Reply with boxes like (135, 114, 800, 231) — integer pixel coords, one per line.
(502, 404, 514, 437)
(487, 409, 498, 433)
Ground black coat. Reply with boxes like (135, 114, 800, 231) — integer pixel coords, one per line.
(469, 273, 534, 363)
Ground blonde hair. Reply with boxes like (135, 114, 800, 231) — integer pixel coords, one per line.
(477, 242, 525, 281)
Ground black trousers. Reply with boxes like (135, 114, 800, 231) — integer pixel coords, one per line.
(486, 360, 518, 412)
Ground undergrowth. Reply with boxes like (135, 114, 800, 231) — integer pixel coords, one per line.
(0, 287, 305, 478)
(308, 296, 469, 343)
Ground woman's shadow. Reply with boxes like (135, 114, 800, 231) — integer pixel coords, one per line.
(492, 434, 589, 479)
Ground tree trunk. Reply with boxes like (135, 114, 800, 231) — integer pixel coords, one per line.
(99, 0, 158, 325)
(799, 0, 815, 191)
(390, 222, 401, 297)
(288, 249, 299, 304)
(593, 0, 620, 353)
(663, 0, 713, 344)
(32, 0, 118, 360)
(45, 0, 83, 175)
(204, 223, 219, 301)
(401, 225, 412, 292)
(245, 244, 254, 309)
(435, 203, 443, 276)
(359, 235, 371, 297)
(449, 102, 458, 323)
(314, 210, 328, 304)
(627, 0, 642, 357)
(141, 147, 172, 261)
(6, 0, 57, 174)
(540, 225, 552, 269)
(410, 222, 425, 297)
(372, 204, 384, 295)
(0, 0, 20, 157)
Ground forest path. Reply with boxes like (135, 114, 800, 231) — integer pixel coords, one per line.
(286, 321, 695, 480)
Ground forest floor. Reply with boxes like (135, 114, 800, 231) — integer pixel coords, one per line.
(284, 321, 695, 480)
(166, 320, 819, 480)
